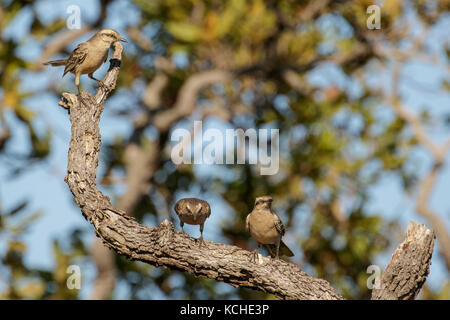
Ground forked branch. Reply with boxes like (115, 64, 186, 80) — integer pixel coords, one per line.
(57, 42, 434, 300)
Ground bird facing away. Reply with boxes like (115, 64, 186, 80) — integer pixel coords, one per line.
(43, 29, 127, 93)
(246, 196, 294, 261)
(174, 198, 211, 246)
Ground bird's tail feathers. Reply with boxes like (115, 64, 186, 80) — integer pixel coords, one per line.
(264, 240, 294, 258)
(43, 59, 67, 67)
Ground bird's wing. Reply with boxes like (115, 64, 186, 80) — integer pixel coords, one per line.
(204, 201, 211, 218)
(273, 212, 286, 236)
(174, 201, 182, 215)
(63, 43, 88, 76)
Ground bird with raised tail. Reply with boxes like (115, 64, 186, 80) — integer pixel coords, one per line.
(174, 198, 211, 246)
(246, 196, 294, 261)
(43, 29, 127, 93)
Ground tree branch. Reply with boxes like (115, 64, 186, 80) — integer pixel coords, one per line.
(372, 222, 435, 300)
(60, 92, 343, 297)
(56, 43, 343, 300)
(153, 70, 231, 131)
(89, 239, 117, 299)
(56, 43, 435, 300)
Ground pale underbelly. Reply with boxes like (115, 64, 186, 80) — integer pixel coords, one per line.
(250, 224, 279, 244)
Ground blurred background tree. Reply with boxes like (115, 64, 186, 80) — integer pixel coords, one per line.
(0, 0, 449, 300)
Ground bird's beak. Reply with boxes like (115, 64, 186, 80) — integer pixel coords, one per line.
(120, 38, 127, 43)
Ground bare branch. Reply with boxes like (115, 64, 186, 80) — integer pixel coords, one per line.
(57, 47, 342, 299)
(58, 42, 123, 300)
(56, 43, 435, 300)
(119, 143, 159, 213)
(372, 222, 435, 300)
(142, 73, 169, 110)
(61, 93, 342, 298)
(89, 240, 117, 300)
(299, 0, 331, 22)
(126, 26, 153, 52)
(89, 63, 230, 300)
(282, 70, 314, 96)
(391, 100, 447, 162)
(89, 140, 159, 300)
(153, 70, 231, 131)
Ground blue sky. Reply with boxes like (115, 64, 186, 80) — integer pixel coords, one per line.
(0, 0, 449, 298)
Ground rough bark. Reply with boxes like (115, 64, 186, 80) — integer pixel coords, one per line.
(371, 222, 435, 300)
(61, 90, 342, 296)
(56, 42, 435, 300)
(56, 42, 343, 300)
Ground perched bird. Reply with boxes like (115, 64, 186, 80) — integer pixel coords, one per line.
(43, 29, 127, 93)
(246, 196, 294, 261)
(174, 198, 211, 246)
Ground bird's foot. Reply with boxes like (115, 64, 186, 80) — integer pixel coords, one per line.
(251, 249, 259, 263)
(98, 80, 113, 92)
(197, 235, 206, 247)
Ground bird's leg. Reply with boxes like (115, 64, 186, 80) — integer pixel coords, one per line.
(88, 72, 102, 82)
(198, 223, 206, 247)
(88, 72, 109, 90)
(252, 244, 261, 263)
(75, 73, 82, 94)
(180, 221, 186, 235)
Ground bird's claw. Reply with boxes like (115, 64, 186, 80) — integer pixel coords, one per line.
(98, 80, 112, 91)
(197, 235, 206, 248)
(251, 249, 259, 263)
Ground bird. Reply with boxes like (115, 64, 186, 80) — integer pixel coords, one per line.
(246, 196, 294, 261)
(43, 29, 127, 94)
(174, 198, 211, 246)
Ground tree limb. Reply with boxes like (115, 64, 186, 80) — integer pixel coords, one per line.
(56, 42, 435, 300)
(56, 42, 343, 300)
(372, 222, 435, 300)
(153, 70, 231, 131)
(89, 239, 117, 299)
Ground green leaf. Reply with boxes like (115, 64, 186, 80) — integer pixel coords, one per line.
(167, 22, 202, 42)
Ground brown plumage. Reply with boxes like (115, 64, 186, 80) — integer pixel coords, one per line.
(43, 29, 126, 93)
(174, 198, 211, 246)
(246, 196, 294, 261)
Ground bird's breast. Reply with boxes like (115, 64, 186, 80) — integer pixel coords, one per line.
(248, 212, 280, 244)
(177, 212, 208, 225)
